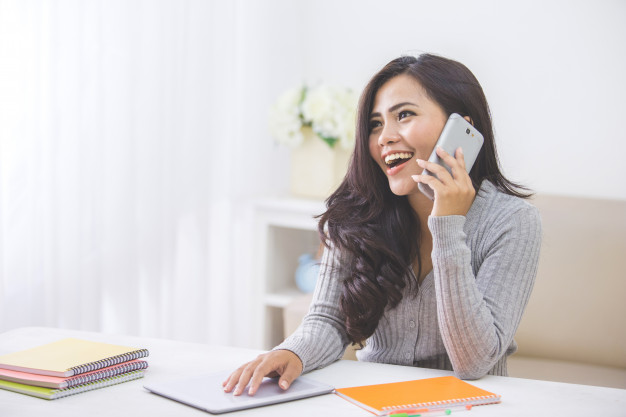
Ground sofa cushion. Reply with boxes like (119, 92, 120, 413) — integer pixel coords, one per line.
(514, 195, 626, 369)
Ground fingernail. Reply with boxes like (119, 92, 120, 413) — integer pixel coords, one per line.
(280, 381, 289, 389)
(416, 159, 425, 166)
(248, 387, 255, 396)
(411, 175, 420, 182)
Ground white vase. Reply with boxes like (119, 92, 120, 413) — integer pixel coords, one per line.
(290, 128, 351, 199)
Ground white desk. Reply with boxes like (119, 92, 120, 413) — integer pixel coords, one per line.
(1, 327, 625, 416)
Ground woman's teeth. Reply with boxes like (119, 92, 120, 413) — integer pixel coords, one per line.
(385, 152, 414, 166)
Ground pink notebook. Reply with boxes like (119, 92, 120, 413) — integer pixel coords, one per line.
(0, 359, 149, 388)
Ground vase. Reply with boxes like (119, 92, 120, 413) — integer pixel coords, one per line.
(294, 253, 320, 293)
(290, 128, 351, 199)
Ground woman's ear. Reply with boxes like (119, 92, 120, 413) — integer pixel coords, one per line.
(463, 115, 474, 126)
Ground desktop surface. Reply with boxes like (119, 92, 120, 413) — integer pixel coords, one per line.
(1, 327, 625, 417)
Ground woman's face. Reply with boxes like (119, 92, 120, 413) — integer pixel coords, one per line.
(368, 73, 448, 197)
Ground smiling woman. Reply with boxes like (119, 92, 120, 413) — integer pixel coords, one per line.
(317, 53, 537, 348)
(223, 53, 542, 397)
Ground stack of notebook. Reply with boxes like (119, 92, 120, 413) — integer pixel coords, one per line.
(0, 338, 149, 400)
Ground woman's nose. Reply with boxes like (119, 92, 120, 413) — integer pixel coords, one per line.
(378, 124, 400, 146)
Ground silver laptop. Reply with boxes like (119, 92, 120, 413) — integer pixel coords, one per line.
(144, 371, 335, 414)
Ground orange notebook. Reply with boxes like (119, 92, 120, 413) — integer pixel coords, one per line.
(334, 376, 501, 415)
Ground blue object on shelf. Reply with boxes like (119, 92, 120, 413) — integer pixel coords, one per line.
(295, 253, 320, 293)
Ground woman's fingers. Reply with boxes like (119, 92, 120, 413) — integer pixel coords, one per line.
(223, 350, 303, 397)
(416, 156, 452, 184)
(412, 171, 443, 195)
(435, 146, 466, 179)
(416, 146, 471, 185)
(415, 147, 476, 216)
(453, 147, 467, 172)
(234, 360, 258, 396)
(277, 355, 304, 391)
(222, 361, 254, 395)
(222, 365, 245, 392)
(453, 147, 474, 188)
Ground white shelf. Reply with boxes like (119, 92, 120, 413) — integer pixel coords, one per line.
(254, 198, 325, 231)
(264, 288, 308, 308)
(251, 197, 324, 350)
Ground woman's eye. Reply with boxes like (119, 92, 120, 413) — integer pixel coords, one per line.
(369, 120, 382, 130)
(398, 110, 414, 120)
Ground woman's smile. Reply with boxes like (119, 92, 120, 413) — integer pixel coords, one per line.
(383, 151, 415, 175)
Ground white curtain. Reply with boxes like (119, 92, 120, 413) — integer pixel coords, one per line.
(0, 0, 257, 345)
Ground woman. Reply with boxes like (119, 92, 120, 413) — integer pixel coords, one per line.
(224, 53, 542, 396)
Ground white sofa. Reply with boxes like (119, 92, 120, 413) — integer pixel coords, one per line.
(507, 194, 626, 389)
(283, 194, 626, 389)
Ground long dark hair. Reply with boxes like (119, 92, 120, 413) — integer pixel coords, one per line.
(317, 53, 531, 345)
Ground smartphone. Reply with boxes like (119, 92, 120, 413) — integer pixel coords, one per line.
(418, 113, 484, 200)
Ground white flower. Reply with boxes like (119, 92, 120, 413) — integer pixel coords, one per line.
(335, 89, 358, 150)
(268, 86, 305, 148)
(268, 83, 358, 150)
(301, 85, 358, 150)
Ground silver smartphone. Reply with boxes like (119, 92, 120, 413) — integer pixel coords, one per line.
(418, 113, 484, 200)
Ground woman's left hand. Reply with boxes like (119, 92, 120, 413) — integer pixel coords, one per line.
(412, 146, 476, 217)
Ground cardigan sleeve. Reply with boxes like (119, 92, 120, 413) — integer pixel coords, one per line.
(428, 204, 542, 379)
(273, 243, 351, 374)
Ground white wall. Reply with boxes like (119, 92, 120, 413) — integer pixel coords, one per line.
(257, 0, 626, 201)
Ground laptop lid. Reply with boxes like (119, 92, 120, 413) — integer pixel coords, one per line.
(144, 371, 335, 414)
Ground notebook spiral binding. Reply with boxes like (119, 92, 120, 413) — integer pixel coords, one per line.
(381, 395, 501, 411)
(51, 370, 145, 400)
(67, 349, 149, 376)
(65, 360, 149, 388)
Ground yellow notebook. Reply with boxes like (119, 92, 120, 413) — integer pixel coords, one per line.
(0, 338, 149, 377)
(0, 370, 146, 400)
(334, 376, 501, 415)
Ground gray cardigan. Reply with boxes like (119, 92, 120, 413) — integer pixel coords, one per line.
(276, 181, 542, 379)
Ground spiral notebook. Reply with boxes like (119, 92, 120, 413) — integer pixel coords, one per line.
(0, 369, 145, 400)
(0, 338, 149, 377)
(0, 359, 149, 388)
(334, 376, 501, 415)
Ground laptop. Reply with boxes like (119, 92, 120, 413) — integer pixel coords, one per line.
(144, 371, 335, 414)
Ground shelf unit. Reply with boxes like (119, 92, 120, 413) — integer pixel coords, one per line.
(251, 197, 325, 350)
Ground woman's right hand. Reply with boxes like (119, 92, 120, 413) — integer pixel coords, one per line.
(222, 349, 303, 396)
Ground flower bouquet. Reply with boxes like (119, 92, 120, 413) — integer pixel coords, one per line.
(268, 84, 358, 198)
